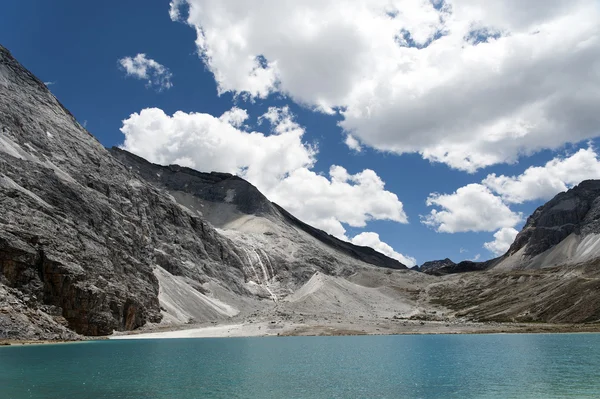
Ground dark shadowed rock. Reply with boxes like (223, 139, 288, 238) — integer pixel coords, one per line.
(417, 258, 454, 274)
(417, 258, 499, 276)
(507, 180, 600, 258)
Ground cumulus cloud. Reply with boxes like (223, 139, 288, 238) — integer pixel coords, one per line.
(118, 54, 173, 91)
(424, 147, 600, 234)
(121, 106, 314, 191)
(345, 135, 362, 152)
(484, 227, 519, 255)
(422, 184, 522, 233)
(270, 166, 407, 239)
(483, 147, 600, 204)
(121, 106, 409, 252)
(170, 0, 600, 171)
(351, 232, 416, 267)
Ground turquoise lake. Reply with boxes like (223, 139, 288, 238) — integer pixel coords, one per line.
(1, 334, 600, 398)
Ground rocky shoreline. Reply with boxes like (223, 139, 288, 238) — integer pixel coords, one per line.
(3, 319, 600, 345)
(111, 319, 600, 339)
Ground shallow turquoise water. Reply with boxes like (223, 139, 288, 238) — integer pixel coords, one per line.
(1, 334, 600, 398)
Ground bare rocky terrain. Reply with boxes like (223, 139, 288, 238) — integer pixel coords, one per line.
(1, 43, 600, 343)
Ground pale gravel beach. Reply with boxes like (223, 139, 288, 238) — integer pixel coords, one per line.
(109, 318, 600, 340)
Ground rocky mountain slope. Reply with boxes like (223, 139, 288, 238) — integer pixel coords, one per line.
(0, 44, 405, 340)
(494, 180, 600, 270)
(2, 43, 600, 341)
(416, 258, 496, 275)
(109, 147, 405, 271)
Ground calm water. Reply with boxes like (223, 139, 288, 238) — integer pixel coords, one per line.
(1, 334, 600, 399)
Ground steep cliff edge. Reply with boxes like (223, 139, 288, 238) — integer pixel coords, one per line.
(0, 44, 405, 339)
(494, 180, 600, 270)
(0, 44, 261, 337)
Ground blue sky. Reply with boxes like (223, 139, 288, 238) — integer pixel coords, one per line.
(2, 0, 599, 266)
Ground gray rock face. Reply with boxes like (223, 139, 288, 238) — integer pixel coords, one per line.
(506, 180, 600, 258)
(0, 44, 256, 336)
(418, 258, 455, 274)
(109, 147, 406, 271)
(417, 258, 498, 276)
(0, 44, 403, 338)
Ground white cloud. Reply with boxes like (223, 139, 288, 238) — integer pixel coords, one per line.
(170, 0, 600, 171)
(351, 232, 416, 267)
(169, 0, 185, 21)
(120, 106, 408, 247)
(118, 54, 173, 91)
(422, 183, 522, 233)
(44, 81, 55, 86)
(483, 147, 600, 204)
(121, 106, 313, 191)
(269, 165, 408, 239)
(484, 227, 519, 255)
(423, 147, 600, 235)
(345, 135, 362, 152)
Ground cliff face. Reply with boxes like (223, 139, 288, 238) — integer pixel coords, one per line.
(0, 44, 404, 339)
(507, 180, 600, 257)
(109, 148, 407, 272)
(494, 180, 600, 270)
(0, 44, 259, 337)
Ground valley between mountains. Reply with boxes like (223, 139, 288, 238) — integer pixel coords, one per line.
(1, 43, 600, 342)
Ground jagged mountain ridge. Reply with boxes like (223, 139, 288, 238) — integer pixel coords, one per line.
(109, 146, 406, 271)
(416, 258, 500, 276)
(494, 180, 600, 270)
(417, 180, 600, 274)
(0, 44, 404, 339)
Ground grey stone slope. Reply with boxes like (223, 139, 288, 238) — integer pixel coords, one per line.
(109, 147, 406, 270)
(0, 43, 405, 339)
(495, 180, 600, 270)
(419, 180, 600, 274)
(271, 203, 406, 270)
(0, 44, 256, 337)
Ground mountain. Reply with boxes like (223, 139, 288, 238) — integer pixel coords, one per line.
(0, 44, 404, 340)
(108, 147, 406, 272)
(494, 180, 600, 270)
(417, 258, 497, 276)
(418, 181, 600, 274)
(2, 43, 600, 340)
(421, 181, 600, 324)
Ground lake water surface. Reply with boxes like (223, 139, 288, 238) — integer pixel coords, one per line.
(2, 334, 600, 398)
